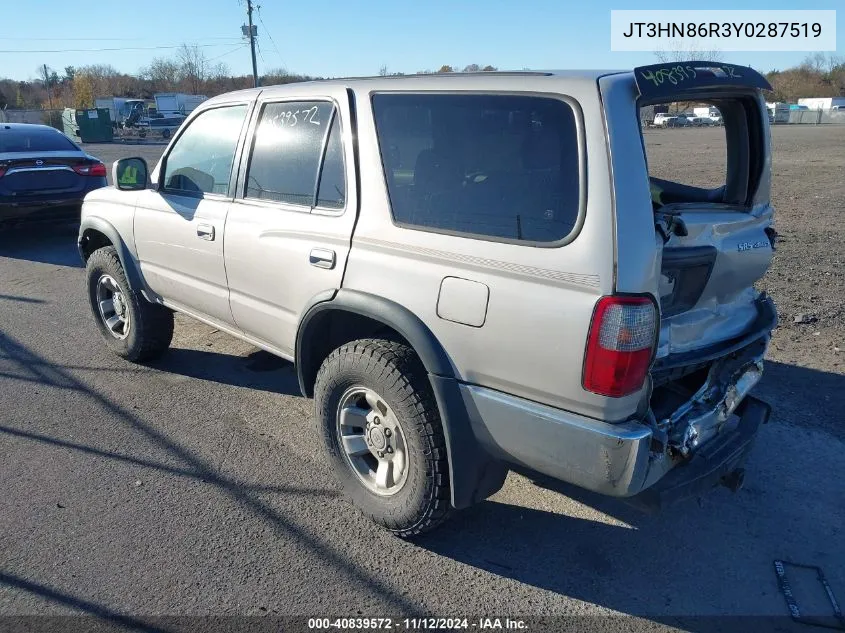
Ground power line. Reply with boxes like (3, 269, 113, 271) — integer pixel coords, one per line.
(256, 40, 267, 67)
(208, 44, 249, 62)
(256, 6, 286, 69)
(0, 36, 243, 42)
(0, 43, 245, 54)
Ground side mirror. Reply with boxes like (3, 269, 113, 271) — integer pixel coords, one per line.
(113, 157, 148, 191)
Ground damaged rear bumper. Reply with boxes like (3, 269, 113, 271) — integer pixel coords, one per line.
(461, 382, 771, 499)
(631, 396, 770, 509)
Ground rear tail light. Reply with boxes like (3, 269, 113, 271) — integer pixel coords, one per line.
(0, 166, 6, 179)
(583, 295, 658, 397)
(73, 163, 107, 177)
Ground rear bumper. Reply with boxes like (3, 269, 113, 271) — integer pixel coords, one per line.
(632, 396, 770, 509)
(459, 384, 770, 499)
(1, 179, 105, 225)
(1, 178, 107, 214)
(1, 200, 83, 224)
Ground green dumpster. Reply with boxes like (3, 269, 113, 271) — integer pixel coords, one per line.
(75, 108, 113, 143)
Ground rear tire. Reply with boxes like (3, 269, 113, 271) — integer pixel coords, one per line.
(86, 246, 173, 362)
(314, 338, 452, 537)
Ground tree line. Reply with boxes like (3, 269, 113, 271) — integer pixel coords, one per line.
(2, 47, 843, 111)
(0, 44, 315, 111)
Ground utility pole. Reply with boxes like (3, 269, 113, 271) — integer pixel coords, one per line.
(246, 0, 259, 88)
(43, 64, 53, 111)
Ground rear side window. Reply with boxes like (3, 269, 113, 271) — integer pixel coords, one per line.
(0, 127, 77, 152)
(246, 101, 345, 209)
(163, 105, 247, 196)
(372, 93, 581, 243)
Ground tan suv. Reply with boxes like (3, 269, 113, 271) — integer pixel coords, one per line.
(78, 62, 777, 536)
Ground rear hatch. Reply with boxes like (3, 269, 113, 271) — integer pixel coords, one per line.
(633, 63, 777, 370)
(631, 62, 778, 453)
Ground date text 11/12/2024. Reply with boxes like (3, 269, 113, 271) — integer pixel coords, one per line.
(307, 617, 529, 630)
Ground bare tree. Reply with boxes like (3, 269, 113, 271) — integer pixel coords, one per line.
(378, 64, 389, 76)
(177, 44, 209, 94)
(203, 63, 227, 82)
(142, 57, 180, 91)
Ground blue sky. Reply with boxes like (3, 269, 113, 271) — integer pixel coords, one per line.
(1, 0, 841, 81)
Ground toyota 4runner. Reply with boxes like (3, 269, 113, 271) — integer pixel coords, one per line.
(78, 62, 777, 536)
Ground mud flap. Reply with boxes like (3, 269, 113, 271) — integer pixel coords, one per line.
(428, 374, 508, 509)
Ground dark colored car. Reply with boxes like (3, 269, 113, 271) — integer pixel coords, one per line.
(1, 123, 108, 228)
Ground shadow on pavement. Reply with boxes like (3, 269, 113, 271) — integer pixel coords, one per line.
(0, 571, 168, 632)
(0, 328, 422, 619)
(754, 360, 845, 441)
(0, 293, 47, 304)
(414, 361, 845, 627)
(1, 319, 842, 629)
(0, 223, 82, 268)
(146, 348, 301, 396)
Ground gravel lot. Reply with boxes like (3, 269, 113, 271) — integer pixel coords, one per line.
(0, 127, 843, 633)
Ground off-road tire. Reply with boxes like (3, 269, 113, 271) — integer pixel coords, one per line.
(314, 338, 452, 537)
(86, 246, 173, 362)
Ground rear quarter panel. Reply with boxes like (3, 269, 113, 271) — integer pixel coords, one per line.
(344, 76, 639, 421)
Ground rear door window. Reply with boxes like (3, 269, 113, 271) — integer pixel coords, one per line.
(372, 93, 582, 244)
(245, 101, 340, 207)
(316, 115, 346, 209)
(0, 127, 78, 152)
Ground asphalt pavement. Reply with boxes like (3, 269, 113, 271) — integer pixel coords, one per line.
(0, 155, 843, 632)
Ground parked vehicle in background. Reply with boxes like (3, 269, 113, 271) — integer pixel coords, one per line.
(154, 93, 208, 117)
(667, 114, 691, 127)
(693, 106, 719, 119)
(797, 96, 845, 111)
(1, 123, 107, 228)
(95, 97, 147, 128)
(653, 113, 677, 126)
(766, 102, 789, 124)
(693, 106, 723, 125)
(687, 116, 711, 127)
(78, 62, 777, 536)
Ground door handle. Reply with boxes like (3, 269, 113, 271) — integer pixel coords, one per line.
(197, 223, 215, 241)
(309, 248, 336, 269)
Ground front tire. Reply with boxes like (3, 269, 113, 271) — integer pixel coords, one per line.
(314, 339, 452, 537)
(86, 246, 173, 362)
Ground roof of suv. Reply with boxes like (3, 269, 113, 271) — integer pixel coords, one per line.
(203, 69, 632, 105)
